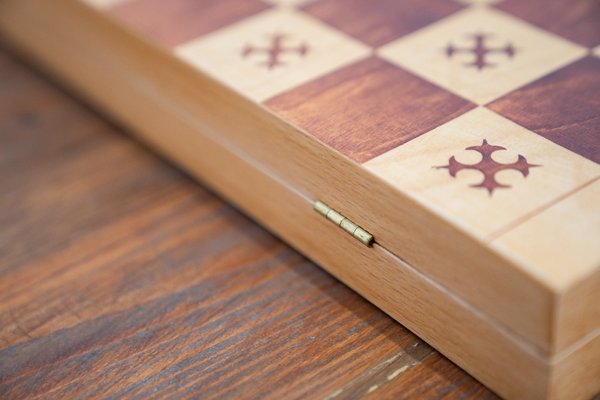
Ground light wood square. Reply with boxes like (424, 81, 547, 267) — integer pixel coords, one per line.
(492, 178, 600, 289)
(262, 0, 317, 7)
(364, 107, 600, 238)
(454, 0, 502, 6)
(175, 8, 370, 102)
(80, 0, 123, 8)
(594, 45, 600, 58)
(377, 7, 586, 104)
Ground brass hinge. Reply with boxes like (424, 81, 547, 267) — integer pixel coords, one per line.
(313, 200, 374, 247)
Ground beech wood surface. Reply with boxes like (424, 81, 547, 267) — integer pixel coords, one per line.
(1, 2, 599, 397)
(0, 49, 498, 399)
(0, 0, 579, 360)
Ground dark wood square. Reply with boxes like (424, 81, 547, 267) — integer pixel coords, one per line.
(489, 57, 600, 164)
(302, 0, 464, 48)
(495, 0, 600, 48)
(109, 0, 270, 48)
(265, 57, 474, 163)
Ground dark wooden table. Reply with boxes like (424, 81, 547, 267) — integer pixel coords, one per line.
(0, 47, 497, 399)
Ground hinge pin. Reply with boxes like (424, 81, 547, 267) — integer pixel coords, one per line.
(313, 200, 374, 247)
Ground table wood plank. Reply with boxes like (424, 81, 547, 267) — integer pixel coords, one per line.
(0, 48, 496, 400)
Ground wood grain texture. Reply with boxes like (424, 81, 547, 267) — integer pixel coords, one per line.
(50, 0, 596, 358)
(489, 56, 600, 164)
(109, 0, 270, 48)
(302, 0, 465, 47)
(266, 57, 474, 163)
(375, 6, 587, 105)
(1, 2, 599, 398)
(0, 16, 554, 398)
(0, 0, 569, 357)
(0, 49, 497, 399)
(494, 0, 600, 48)
(174, 8, 371, 103)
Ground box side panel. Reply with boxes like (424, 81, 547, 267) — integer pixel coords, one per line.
(557, 269, 600, 353)
(550, 330, 600, 400)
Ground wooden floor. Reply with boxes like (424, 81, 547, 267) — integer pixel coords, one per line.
(0, 48, 497, 399)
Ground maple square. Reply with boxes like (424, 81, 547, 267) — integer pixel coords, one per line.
(262, 0, 317, 7)
(109, 0, 271, 48)
(265, 57, 474, 163)
(302, 0, 464, 47)
(493, 178, 600, 290)
(490, 57, 600, 165)
(378, 7, 586, 104)
(364, 107, 600, 238)
(82, 0, 125, 8)
(175, 8, 370, 102)
(454, 0, 502, 5)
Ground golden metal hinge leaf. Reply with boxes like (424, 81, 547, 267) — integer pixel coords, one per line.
(313, 200, 374, 247)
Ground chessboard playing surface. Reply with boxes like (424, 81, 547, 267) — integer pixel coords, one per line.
(87, 0, 600, 299)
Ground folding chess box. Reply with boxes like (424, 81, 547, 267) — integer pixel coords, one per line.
(1, 0, 598, 398)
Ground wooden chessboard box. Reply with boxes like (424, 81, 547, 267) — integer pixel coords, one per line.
(1, 0, 598, 398)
